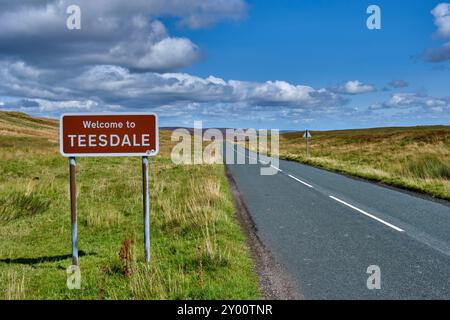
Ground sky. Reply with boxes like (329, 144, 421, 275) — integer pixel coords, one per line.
(0, 0, 449, 130)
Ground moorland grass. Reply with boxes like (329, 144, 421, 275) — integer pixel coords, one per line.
(279, 126, 450, 200)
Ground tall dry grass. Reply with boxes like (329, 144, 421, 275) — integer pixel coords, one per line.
(3, 271, 26, 300)
(279, 126, 450, 199)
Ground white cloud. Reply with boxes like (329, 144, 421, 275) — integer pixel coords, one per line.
(73, 20, 200, 71)
(330, 80, 376, 95)
(70, 65, 345, 107)
(0, 0, 350, 124)
(7, 98, 124, 114)
(32, 99, 99, 112)
(425, 3, 450, 62)
(0, 62, 347, 118)
(371, 93, 450, 112)
(0, 0, 246, 71)
(8, 61, 42, 80)
(432, 3, 450, 38)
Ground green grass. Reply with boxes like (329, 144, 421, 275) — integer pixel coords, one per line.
(0, 111, 259, 300)
(278, 126, 450, 200)
(403, 155, 450, 180)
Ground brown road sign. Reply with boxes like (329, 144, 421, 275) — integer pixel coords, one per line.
(60, 112, 158, 265)
(60, 113, 158, 157)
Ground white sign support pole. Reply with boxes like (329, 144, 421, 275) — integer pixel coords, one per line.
(142, 156, 151, 264)
(69, 157, 78, 266)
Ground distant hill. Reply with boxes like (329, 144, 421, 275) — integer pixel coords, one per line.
(0, 111, 58, 141)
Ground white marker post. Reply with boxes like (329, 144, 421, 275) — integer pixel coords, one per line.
(303, 129, 312, 157)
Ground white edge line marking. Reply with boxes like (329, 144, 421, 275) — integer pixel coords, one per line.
(233, 145, 273, 166)
(270, 165, 282, 172)
(233, 145, 271, 164)
(233, 146, 255, 160)
(288, 174, 314, 188)
(329, 196, 404, 232)
(232, 145, 283, 173)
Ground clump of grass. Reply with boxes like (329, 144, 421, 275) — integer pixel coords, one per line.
(0, 190, 50, 223)
(130, 264, 187, 300)
(82, 207, 123, 229)
(3, 271, 26, 300)
(197, 245, 204, 290)
(403, 155, 450, 180)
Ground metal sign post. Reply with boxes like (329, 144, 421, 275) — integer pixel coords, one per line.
(69, 157, 78, 266)
(60, 113, 158, 266)
(142, 156, 150, 264)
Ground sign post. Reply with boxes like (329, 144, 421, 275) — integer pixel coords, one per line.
(303, 129, 312, 157)
(69, 157, 78, 266)
(142, 156, 150, 264)
(60, 113, 158, 265)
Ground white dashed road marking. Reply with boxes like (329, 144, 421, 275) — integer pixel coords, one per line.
(329, 196, 404, 232)
(288, 174, 314, 188)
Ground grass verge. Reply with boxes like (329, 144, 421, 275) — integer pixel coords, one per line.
(0, 111, 259, 299)
(279, 126, 450, 200)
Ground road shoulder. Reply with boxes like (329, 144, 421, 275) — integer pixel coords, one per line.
(225, 165, 303, 300)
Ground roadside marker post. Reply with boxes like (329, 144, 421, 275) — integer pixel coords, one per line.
(60, 113, 159, 266)
(303, 129, 312, 157)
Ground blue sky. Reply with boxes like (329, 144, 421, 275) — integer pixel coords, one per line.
(185, 1, 435, 83)
(0, 0, 449, 130)
(182, 0, 449, 129)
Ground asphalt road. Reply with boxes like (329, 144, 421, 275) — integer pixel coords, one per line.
(224, 142, 450, 299)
